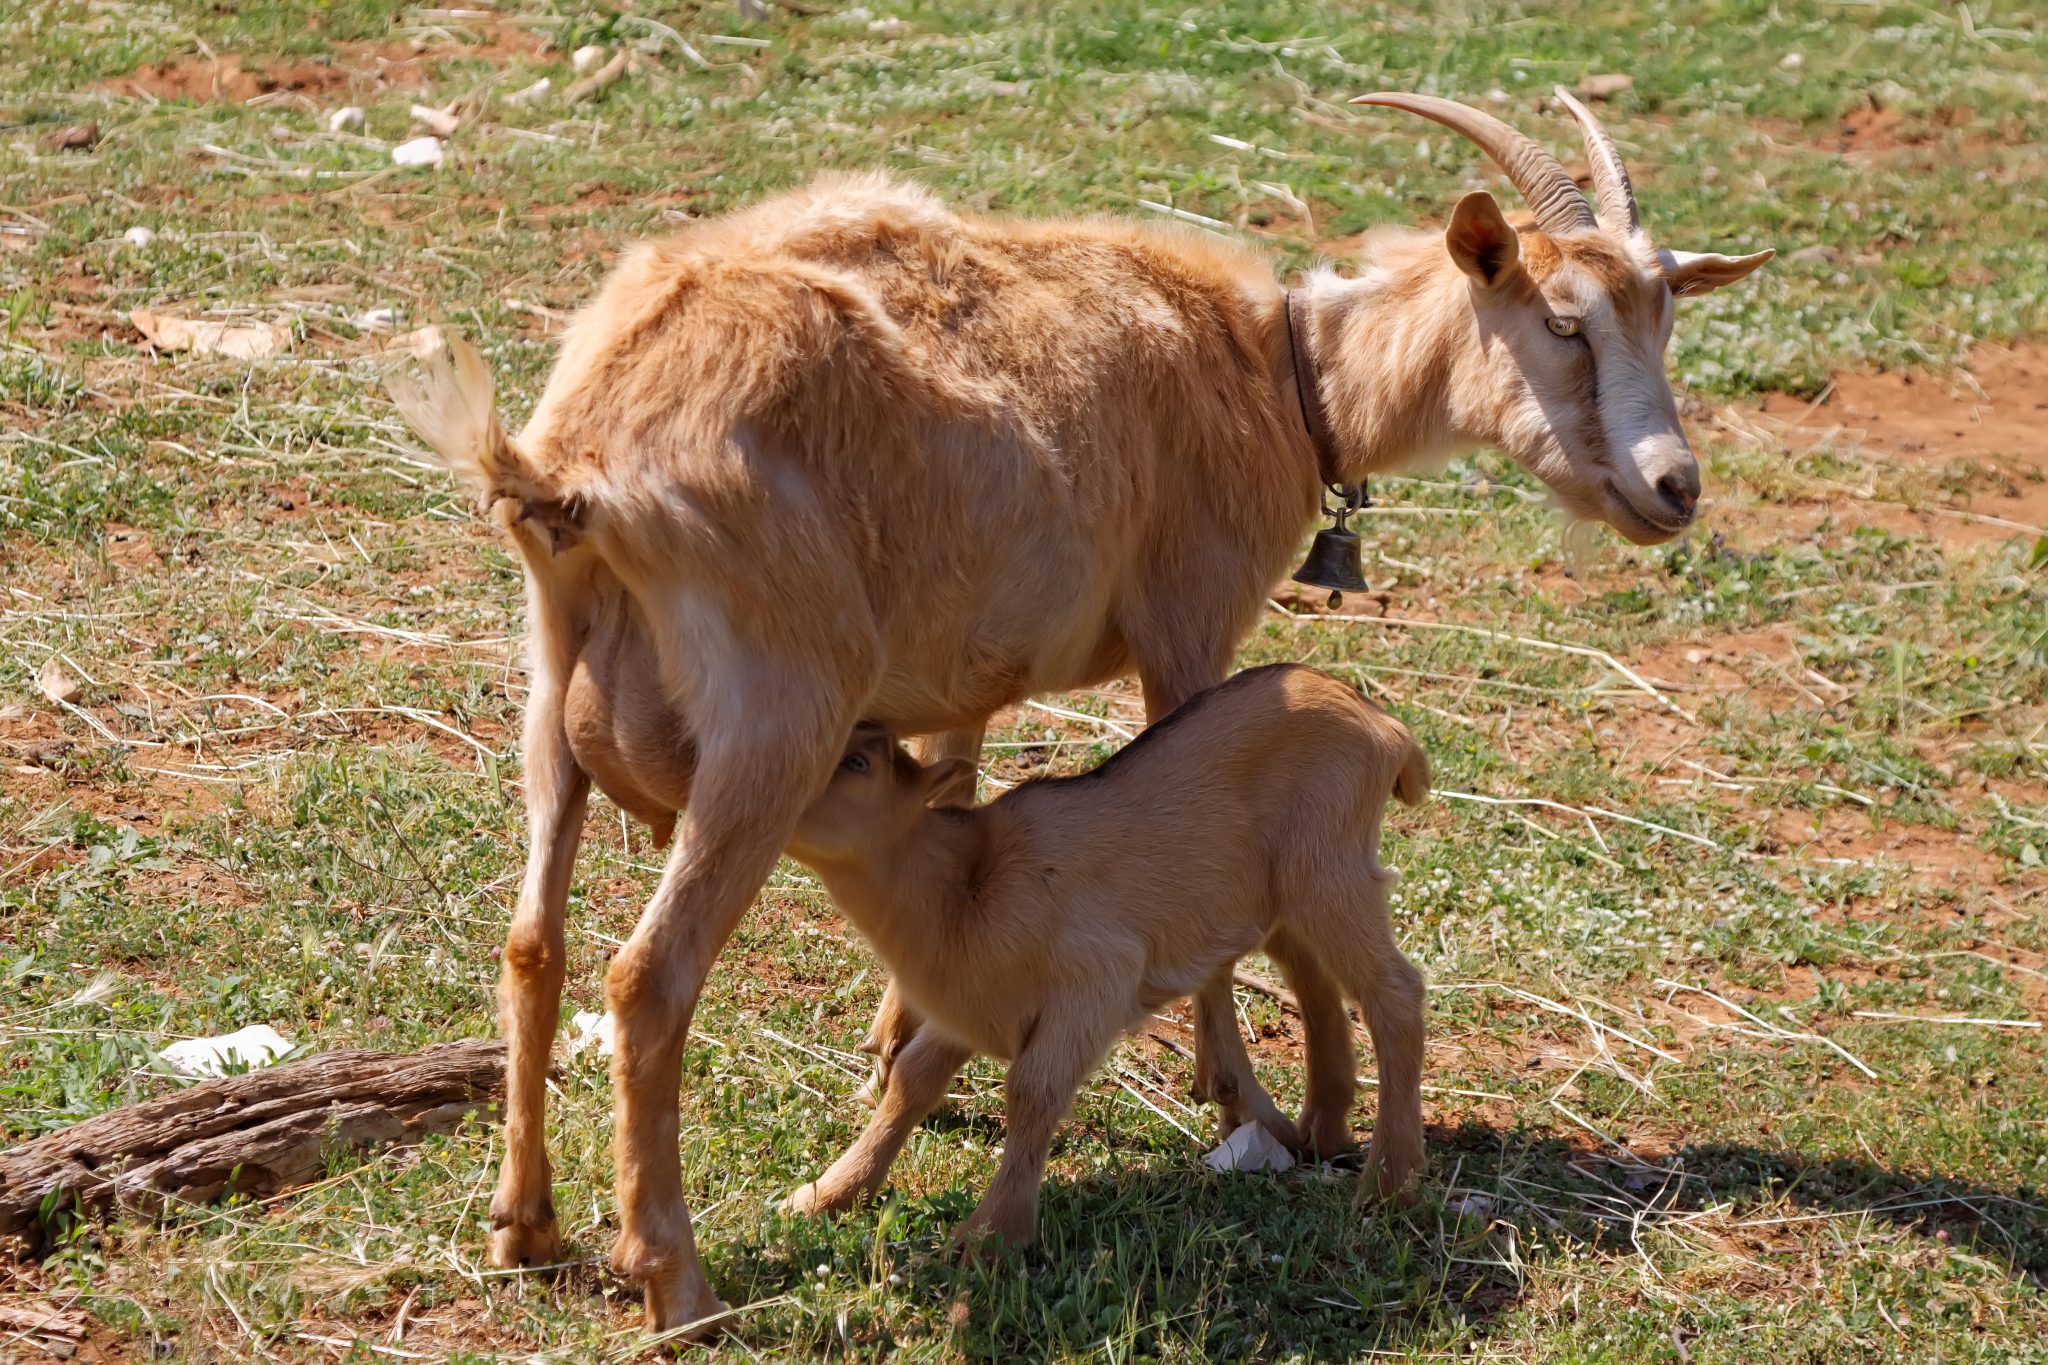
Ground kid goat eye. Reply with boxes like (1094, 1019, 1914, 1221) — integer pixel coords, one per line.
(1546, 316, 1581, 338)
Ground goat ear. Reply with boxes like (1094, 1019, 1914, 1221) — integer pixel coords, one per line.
(919, 757, 977, 806)
(1659, 247, 1773, 298)
(1445, 191, 1522, 290)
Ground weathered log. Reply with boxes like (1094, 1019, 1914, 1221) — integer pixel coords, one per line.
(0, 1039, 505, 1257)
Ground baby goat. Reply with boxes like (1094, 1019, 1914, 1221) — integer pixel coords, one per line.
(781, 664, 1431, 1249)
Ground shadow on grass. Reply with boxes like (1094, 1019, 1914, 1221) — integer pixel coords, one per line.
(722, 1119, 2047, 1359)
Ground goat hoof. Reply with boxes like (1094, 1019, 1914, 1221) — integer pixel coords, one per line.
(781, 1180, 859, 1217)
(1255, 1113, 1304, 1152)
(1361, 1144, 1423, 1205)
(643, 1283, 733, 1343)
(1292, 1108, 1354, 1160)
(951, 1213, 1034, 1265)
(487, 1219, 562, 1269)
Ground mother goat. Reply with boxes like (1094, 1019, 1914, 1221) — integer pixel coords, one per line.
(389, 90, 1770, 1334)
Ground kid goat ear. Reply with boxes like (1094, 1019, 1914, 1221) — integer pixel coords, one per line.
(921, 757, 977, 801)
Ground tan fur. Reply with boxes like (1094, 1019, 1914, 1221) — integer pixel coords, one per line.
(782, 665, 1430, 1247)
(388, 148, 1761, 1333)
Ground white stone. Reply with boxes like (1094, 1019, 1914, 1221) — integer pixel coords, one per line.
(121, 226, 156, 248)
(1202, 1123, 1295, 1173)
(572, 44, 607, 75)
(567, 1009, 615, 1059)
(391, 136, 444, 168)
(504, 77, 552, 107)
(327, 105, 366, 133)
(158, 1024, 293, 1078)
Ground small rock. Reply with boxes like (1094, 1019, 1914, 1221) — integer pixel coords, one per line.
(121, 225, 156, 249)
(567, 1009, 616, 1059)
(1446, 1193, 1496, 1220)
(1575, 73, 1634, 100)
(572, 44, 607, 75)
(391, 136, 444, 169)
(47, 122, 100, 152)
(119, 807, 152, 823)
(504, 77, 552, 107)
(1202, 1122, 1295, 1173)
(36, 657, 80, 705)
(327, 105, 366, 133)
(409, 103, 460, 138)
(157, 1024, 293, 1078)
(867, 16, 907, 36)
(1780, 52, 1804, 70)
(353, 306, 400, 332)
(24, 739, 74, 768)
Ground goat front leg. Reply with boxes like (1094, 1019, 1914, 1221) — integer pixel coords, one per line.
(489, 673, 590, 1269)
(786, 1026, 971, 1215)
(606, 711, 851, 1336)
(854, 724, 983, 1108)
(955, 1013, 1115, 1258)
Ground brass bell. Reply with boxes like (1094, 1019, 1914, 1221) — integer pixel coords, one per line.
(1292, 482, 1371, 607)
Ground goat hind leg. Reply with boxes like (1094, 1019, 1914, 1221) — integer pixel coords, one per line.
(1316, 886, 1426, 1201)
(1190, 974, 1299, 1149)
(489, 677, 590, 1269)
(607, 706, 855, 1334)
(1263, 927, 1358, 1159)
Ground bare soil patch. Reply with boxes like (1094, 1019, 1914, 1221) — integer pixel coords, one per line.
(1747, 342, 2048, 547)
(1763, 805, 2004, 885)
(100, 55, 362, 103)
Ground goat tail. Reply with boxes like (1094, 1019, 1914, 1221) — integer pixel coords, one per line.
(385, 328, 573, 531)
(1393, 733, 1431, 807)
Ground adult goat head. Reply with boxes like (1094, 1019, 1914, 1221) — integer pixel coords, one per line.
(1334, 90, 1772, 543)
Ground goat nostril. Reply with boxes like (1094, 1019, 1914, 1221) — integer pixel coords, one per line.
(1655, 474, 1698, 519)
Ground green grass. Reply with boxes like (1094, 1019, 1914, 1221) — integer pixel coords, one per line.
(3, 0, 2045, 1359)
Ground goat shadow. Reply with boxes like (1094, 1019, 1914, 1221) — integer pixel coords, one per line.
(718, 1118, 2046, 1359)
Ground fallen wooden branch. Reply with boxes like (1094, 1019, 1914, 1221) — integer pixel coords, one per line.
(1232, 968, 1300, 1013)
(0, 1039, 505, 1257)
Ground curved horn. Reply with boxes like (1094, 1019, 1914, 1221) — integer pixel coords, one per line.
(1350, 92, 1595, 236)
(1553, 86, 1640, 237)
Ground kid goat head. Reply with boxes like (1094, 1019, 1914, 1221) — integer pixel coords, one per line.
(1336, 90, 1772, 543)
(787, 723, 972, 870)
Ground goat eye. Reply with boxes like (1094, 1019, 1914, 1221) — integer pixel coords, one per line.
(1546, 316, 1581, 338)
(841, 753, 869, 774)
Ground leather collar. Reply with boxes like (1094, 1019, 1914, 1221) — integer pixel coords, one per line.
(1283, 288, 1344, 488)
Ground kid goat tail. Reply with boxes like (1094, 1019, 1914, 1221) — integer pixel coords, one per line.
(1393, 734, 1431, 807)
(384, 327, 583, 543)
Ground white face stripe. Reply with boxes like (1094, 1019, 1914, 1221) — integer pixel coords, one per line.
(1544, 259, 1694, 515)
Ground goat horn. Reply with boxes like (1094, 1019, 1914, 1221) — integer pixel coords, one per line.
(1350, 92, 1596, 237)
(1552, 85, 1640, 238)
